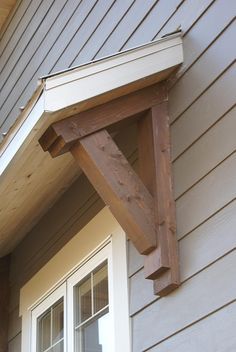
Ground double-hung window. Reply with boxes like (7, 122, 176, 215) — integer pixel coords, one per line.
(21, 208, 130, 352)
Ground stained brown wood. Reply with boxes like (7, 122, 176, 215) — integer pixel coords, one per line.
(39, 83, 167, 157)
(0, 255, 10, 352)
(138, 104, 180, 295)
(38, 84, 179, 295)
(70, 130, 157, 255)
(138, 110, 170, 277)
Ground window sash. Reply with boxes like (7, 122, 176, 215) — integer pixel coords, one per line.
(67, 243, 114, 352)
(31, 283, 67, 352)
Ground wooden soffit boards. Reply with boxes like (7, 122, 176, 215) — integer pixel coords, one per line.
(0, 33, 183, 257)
(0, 0, 17, 32)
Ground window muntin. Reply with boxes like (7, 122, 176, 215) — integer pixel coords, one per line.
(37, 298, 64, 352)
(74, 261, 111, 352)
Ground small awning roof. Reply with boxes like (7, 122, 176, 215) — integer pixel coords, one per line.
(0, 32, 183, 256)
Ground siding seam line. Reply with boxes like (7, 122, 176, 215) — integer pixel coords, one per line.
(171, 102, 236, 163)
(130, 248, 236, 318)
(174, 149, 236, 201)
(143, 297, 236, 351)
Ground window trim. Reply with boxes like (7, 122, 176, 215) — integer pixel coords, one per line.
(67, 244, 113, 352)
(20, 207, 131, 352)
(31, 283, 67, 352)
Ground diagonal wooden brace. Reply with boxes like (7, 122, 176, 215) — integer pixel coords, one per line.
(39, 84, 180, 296)
(70, 130, 156, 255)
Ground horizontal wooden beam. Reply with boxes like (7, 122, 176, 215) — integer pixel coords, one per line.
(71, 130, 157, 255)
(39, 83, 167, 157)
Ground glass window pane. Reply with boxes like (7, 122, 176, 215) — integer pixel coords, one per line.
(93, 263, 108, 313)
(75, 275, 92, 325)
(37, 299, 64, 352)
(37, 310, 51, 352)
(75, 310, 111, 352)
(52, 300, 64, 344)
(52, 341, 64, 352)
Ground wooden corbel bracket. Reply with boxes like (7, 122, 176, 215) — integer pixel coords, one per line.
(39, 83, 180, 296)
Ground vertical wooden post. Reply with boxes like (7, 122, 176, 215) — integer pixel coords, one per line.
(138, 103, 180, 295)
(0, 256, 10, 352)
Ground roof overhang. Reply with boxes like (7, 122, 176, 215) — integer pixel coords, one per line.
(0, 33, 183, 256)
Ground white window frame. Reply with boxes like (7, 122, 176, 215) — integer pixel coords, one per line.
(31, 283, 67, 352)
(20, 208, 131, 352)
(67, 244, 113, 351)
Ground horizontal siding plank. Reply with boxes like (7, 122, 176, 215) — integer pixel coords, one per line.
(0, 0, 98, 136)
(128, 240, 144, 277)
(157, 0, 214, 38)
(169, 20, 236, 122)
(8, 332, 21, 352)
(149, 300, 236, 352)
(132, 250, 236, 351)
(170, 0, 235, 77)
(0, 0, 33, 55)
(121, 0, 181, 50)
(8, 306, 21, 342)
(51, 0, 115, 72)
(70, 0, 135, 66)
(94, 0, 158, 59)
(176, 152, 236, 237)
(0, 0, 53, 86)
(0, 0, 67, 126)
(171, 64, 236, 159)
(39, 0, 97, 74)
(173, 106, 236, 198)
(130, 200, 236, 314)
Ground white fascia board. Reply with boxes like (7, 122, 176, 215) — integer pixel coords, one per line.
(44, 34, 183, 112)
(0, 34, 183, 178)
(0, 94, 44, 177)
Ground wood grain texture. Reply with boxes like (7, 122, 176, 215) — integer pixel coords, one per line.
(138, 104, 179, 295)
(39, 83, 167, 155)
(71, 130, 156, 255)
